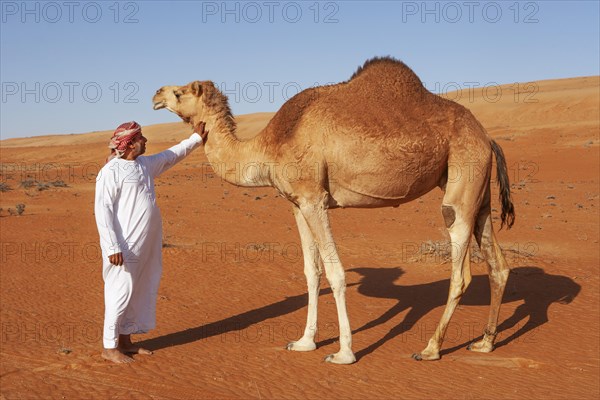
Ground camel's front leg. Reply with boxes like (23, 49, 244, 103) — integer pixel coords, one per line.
(286, 206, 321, 352)
(298, 197, 356, 364)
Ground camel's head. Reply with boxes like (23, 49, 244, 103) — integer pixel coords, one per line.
(153, 81, 210, 124)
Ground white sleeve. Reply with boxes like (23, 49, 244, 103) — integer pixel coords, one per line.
(94, 166, 122, 255)
(144, 133, 202, 177)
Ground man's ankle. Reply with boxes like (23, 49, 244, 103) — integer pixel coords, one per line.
(103, 348, 119, 353)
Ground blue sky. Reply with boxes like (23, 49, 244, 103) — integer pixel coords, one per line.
(1, 0, 599, 139)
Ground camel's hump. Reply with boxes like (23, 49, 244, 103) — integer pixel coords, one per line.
(347, 56, 425, 89)
(263, 57, 445, 140)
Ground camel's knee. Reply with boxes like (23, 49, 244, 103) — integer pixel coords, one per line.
(449, 278, 469, 300)
(328, 279, 346, 293)
(489, 267, 509, 286)
(450, 286, 464, 300)
(325, 272, 346, 294)
(305, 273, 320, 290)
(441, 205, 456, 229)
(304, 263, 322, 279)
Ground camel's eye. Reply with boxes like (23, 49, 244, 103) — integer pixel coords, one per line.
(174, 91, 182, 99)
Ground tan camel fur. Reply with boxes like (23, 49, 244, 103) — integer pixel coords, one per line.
(153, 57, 515, 364)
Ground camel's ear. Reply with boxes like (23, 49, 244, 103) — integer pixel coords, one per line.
(190, 81, 203, 97)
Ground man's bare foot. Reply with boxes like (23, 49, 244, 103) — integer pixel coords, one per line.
(102, 348, 134, 364)
(118, 345, 153, 355)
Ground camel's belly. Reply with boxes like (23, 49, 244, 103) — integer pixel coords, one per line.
(325, 150, 445, 209)
(327, 187, 409, 208)
(327, 170, 440, 209)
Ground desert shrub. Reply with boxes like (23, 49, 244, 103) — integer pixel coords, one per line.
(0, 182, 11, 192)
(51, 180, 68, 187)
(15, 204, 25, 215)
(20, 179, 37, 189)
(20, 179, 66, 190)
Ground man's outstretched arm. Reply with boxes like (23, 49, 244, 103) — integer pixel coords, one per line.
(145, 122, 208, 177)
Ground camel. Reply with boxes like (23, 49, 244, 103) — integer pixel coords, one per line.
(152, 57, 515, 364)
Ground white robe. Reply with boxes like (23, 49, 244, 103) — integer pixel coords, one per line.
(95, 133, 202, 348)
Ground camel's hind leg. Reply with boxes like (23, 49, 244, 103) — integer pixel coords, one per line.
(286, 205, 322, 352)
(468, 188, 510, 352)
(413, 148, 489, 361)
(413, 202, 476, 361)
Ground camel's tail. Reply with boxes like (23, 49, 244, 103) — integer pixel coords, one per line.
(490, 139, 515, 229)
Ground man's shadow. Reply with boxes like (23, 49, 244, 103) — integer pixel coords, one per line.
(139, 266, 580, 359)
(137, 287, 335, 351)
(347, 266, 580, 360)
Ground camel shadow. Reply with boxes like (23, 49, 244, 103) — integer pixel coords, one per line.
(345, 266, 581, 360)
(139, 266, 580, 359)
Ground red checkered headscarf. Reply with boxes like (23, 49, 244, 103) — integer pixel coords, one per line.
(106, 121, 142, 162)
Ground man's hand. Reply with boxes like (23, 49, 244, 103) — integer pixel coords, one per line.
(109, 252, 124, 266)
(194, 121, 209, 144)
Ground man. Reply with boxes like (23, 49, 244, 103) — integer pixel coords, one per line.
(95, 121, 207, 363)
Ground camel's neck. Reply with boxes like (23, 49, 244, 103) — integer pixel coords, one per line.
(194, 112, 272, 187)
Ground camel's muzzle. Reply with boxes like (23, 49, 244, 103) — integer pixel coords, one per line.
(153, 101, 166, 110)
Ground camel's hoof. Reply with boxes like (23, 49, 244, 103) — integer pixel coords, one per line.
(286, 341, 316, 352)
(324, 351, 356, 365)
(412, 352, 440, 361)
(467, 340, 494, 353)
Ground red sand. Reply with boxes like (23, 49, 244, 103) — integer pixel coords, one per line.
(1, 77, 598, 399)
